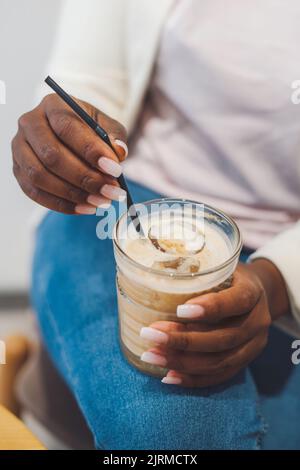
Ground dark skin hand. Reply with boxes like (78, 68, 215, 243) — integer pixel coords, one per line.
(12, 95, 290, 389)
(144, 259, 290, 387)
(12, 93, 128, 214)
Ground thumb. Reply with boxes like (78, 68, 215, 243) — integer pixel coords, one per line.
(106, 119, 128, 162)
(111, 136, 128, 162)
(91, 103, 128, 161)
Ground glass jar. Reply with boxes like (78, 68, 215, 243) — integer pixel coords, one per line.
(113, 199, 242, 377)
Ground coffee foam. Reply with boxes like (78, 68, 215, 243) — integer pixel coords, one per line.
(116, 209, 233, 293)
(120, 211, 230, 271)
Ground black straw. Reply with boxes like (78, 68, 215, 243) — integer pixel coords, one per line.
(45, 76, 143, 235)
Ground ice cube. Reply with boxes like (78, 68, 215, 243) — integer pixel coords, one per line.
(151, 257, 200, 274)
(176, 257, 200, 274)
(148, 219, 205, 255)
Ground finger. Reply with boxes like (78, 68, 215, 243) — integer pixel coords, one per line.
(143, 297, 270, 354)
(93, 106, 128, 161)
(19, 115, 124, 199)
(44, 95, 127, 170)
(142, 311, 256, 352)
(15, 170, 85, 214)
(146, 334, 267, 386)
(180, 269, 262, 322)
(161, 367, 241, 388)
(145, 331, 268, 376)
(13, 137, 98, 207)
(148, 332, 268, 375)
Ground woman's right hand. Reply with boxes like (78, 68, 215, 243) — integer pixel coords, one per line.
(12, 93, 128, 214)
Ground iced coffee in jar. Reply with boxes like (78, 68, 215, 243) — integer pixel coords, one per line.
(113, 199, 242, 377)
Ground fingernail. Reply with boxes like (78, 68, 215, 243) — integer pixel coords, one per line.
(100, 184, 126, 201)
(140, 351, 167, 367)
(75, 204, 96, 215)
(98, 157, 122, 177)
(177, 304, 205, 318)
(161, 376, 182, 385)
(97, 202, 111, 209)
(140, 327, 169, 344)
(115, 139, 128, 158)
(86, 195, 111, 208)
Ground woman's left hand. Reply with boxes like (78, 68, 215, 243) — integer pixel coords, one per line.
(140, 260, 290, 387)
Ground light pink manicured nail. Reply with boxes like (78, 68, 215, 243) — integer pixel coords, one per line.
(140, 327, 168, 344)
(161, 376, 182, 385)
(177, 304, 205, 318)
(140, 351, 167, 367)
(98, 157, 122, 177)
(100, 184, 126, 201)
(115, 139, 128, 158)
(75, 204, 96, 215)
(86, 195, 111, 208)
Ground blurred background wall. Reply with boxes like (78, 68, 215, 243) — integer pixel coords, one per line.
(0, 0, 62, 295)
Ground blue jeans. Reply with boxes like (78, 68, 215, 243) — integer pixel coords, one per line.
(31, 181, 300, 450)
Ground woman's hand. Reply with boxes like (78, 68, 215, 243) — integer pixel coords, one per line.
(12, 94, 128, 214)
(140, 260, 290, 388)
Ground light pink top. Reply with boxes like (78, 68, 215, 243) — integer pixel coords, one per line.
(124, 0, 300, 249)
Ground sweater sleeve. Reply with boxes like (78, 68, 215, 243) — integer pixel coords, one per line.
(249, 221, 300, 324)
(35, 0, 128, 126)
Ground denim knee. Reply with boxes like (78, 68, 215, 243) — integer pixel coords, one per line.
(90, 369, 267, 450)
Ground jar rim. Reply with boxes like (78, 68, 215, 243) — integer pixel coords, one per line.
(113, 198, 242, 279)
